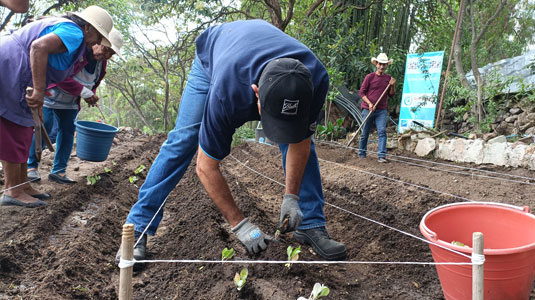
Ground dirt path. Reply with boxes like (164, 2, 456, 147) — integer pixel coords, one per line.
(1, 132, 534, 299)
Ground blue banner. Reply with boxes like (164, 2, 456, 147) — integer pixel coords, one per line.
(398, 51, 444, 133)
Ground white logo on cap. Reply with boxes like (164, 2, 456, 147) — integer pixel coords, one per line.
(281, 99, 299, 115)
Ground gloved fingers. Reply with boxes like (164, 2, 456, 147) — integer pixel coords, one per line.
(252, 243, 260, 254)
(278, 216, 289, 233)
(259, 239, 268, 251)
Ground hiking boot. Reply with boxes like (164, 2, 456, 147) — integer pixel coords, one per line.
(115, 231, 147, 268)
(377, 158, 388, 163)
(294, 227, 347, 261)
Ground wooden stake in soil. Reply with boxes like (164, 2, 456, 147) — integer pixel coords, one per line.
(119, 224, 135, 300)
(472, 232, 484, 300)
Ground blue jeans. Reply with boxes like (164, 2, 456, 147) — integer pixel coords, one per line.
(358, 109, 387, 159)
(126, 56, 326, 235)
(28, 107, 77, 174)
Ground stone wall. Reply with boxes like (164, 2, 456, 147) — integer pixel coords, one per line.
(398, 133, 535, 170)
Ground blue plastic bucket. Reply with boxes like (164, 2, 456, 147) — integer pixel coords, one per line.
(75, 121, 118, 162)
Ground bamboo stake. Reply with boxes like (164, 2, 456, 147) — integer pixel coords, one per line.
(119, 224, 135, 300)
(472, 232, 484, 300)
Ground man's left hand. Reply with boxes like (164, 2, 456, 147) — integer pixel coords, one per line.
(278, 194, 303, 233)
(389, 77, 396, 86)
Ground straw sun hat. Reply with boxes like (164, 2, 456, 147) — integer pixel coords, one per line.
(108, 28, 124, 60)
(371, 53, 393, 65)
(72, 5, 113, 48)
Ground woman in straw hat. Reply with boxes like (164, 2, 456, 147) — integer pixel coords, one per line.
(27, 28, 124, 185)
(358, 53, 396, 163)
(0, 5, 113, 207)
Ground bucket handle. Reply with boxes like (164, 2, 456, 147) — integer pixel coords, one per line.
(420, 223, 438, 241)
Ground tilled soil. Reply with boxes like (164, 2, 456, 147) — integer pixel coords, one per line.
(1, 130, 534, 299)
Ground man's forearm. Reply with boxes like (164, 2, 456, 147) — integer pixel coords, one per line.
(362, 96, 373, 107)
(196, 149, 244, 227)
(284, 138, 311, 195)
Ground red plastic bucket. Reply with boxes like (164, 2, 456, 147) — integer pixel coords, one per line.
(420, 202, 535, 300)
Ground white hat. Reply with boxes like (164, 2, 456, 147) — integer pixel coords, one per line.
(371, 53, 393, 65)
(109, 28, 124, 60)
(73, 6, 113, 48)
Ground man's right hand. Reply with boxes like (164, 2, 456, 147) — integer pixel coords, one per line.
(232, 218, 271, 254)
(278, 194, 303, 233)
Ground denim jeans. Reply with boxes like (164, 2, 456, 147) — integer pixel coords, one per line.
(28, 107, 77, 174)
(126, 56, 327, 235)
(358, 109, 387, 159)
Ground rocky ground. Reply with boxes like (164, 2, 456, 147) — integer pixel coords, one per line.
(1, 129, 534, 299)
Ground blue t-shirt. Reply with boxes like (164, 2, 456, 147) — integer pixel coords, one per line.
(195, 20, 329, 160)
(39, 22, 84, 70)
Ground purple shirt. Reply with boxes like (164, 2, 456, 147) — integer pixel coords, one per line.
(0, 17, 85, 127)
(359, 72, 393, 110)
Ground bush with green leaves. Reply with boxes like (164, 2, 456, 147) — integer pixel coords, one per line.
(232, 124, 255, 147)
(316, 118, 346, 141)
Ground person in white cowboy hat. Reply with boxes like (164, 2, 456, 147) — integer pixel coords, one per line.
(358, 52, 396, 163)
(0, 5, 113, 207)
(27, 28, 124, 185)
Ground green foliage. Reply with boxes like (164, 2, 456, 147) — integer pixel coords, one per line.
(316, 118, 346, 141)
(86, 175, 101, 186)
(221, 247, 235, 261)
(232, 124, 255, 147)
(285, 245, 301, 269)
(233, 268, 248, 291)
(104, 167, 112, 174)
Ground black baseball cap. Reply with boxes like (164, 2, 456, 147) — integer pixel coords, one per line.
(258, 58, 314, 144)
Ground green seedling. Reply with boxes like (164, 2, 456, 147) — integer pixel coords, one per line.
(451, 240, 469, 247)
(104, 167, 112, 173)
(297, 283, 330, 300)
(86, 175, 101, 185)
(233, 268, 248, 291)
(129, 176, 138, 184)
(134, 164, 146, 175)
(285, 245, 301, 269)
(221, 247, 235, 261)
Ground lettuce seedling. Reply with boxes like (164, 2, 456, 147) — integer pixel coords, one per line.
(285, 245, 301, 269)
(221, 247, 235, 261)
(104, 167, 112, 173)
(297, 283, 330, 300)
(134, 164, 146, 175)
(86, 175, 101, 185)
(233, 268, 248, 291)
(129, 176, 138, 184)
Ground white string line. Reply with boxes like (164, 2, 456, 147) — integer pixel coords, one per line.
(133, 259, 473, 266)
(320, 140, 535, 182)
(318, 158, 474, 202)
(134, 195, 169, 248)
(228, 154, 473, 260)
(386, 156, 535, 185)
(244, 142, 474, 202)
(0, 166, 68, 194)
